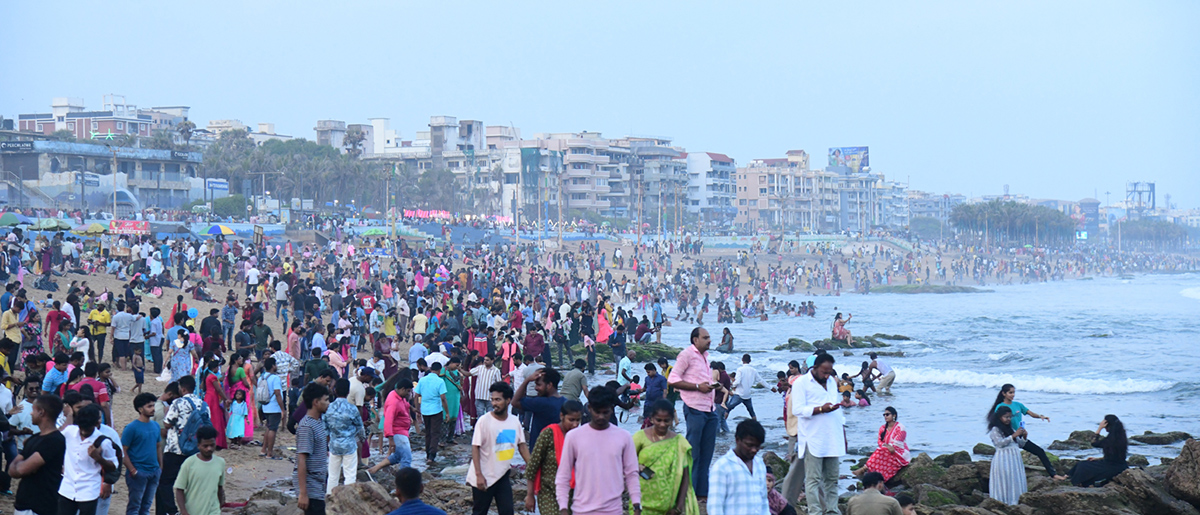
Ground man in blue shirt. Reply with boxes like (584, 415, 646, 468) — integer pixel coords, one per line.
(385, 467, 446, 515)
(148, 308, 165, 374)
(122, 392, 161, 515)
(652, 298, 664, 344)
(641, 363, 668, 426)
(414, 362, 448, 464)
(42, 353, 70, 394)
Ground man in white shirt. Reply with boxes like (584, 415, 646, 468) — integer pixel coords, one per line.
(726, 353, 767, 422)
(790, 353, 845, 515)
(245, 266, 261, 298)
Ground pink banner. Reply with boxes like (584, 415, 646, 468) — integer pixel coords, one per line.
(109, 220, 150, 235)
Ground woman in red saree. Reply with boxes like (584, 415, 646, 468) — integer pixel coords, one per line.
(857, 406, 910, 480)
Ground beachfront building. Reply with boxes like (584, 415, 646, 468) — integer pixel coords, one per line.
(17, 95, 201, 147)
(908, 190, 966, 223)
(0, 139, 202, 213)
(685, 151, 738, 229)
(315, 120, 347, 151)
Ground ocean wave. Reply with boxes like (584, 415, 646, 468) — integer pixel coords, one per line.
(986, 351, 1026, 363)
(1182, 287, 1200, 301)
(895, 366, 1175, 395)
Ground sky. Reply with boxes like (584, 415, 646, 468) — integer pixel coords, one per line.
(3, 1, 1198, 207)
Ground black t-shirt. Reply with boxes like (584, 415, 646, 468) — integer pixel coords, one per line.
(15, 431, 66, 515)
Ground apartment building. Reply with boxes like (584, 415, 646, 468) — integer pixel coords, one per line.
(207, 120, 292, 146)
(18, 95, 192, 144)
(907, 190, 966, 222)
(685, 151, 737, 226)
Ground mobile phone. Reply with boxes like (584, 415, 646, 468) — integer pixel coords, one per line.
(639, 467, 655, 480)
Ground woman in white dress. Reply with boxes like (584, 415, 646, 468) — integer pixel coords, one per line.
(988, 405, 1029, 505)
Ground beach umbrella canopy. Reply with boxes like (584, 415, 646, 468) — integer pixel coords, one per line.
(73, 223, 108, 235)
(0, 213, 34, 227)
(32, 218, 72, 231)
(362, 228, 385, 236)
(205, 224, 236, 235)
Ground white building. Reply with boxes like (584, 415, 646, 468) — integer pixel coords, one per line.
(685, 151, 737, 226)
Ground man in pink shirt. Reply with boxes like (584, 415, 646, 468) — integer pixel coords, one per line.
(368, 380, 416, 474)
(556, 386, 641, 515)
(667, 327, 717, 501)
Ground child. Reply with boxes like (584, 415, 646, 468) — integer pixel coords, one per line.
(280, 304, 290, 331)
(364, 387, 383, 455)
(99, 363, 119, 398)
(131, 353, 145, 396)
(838, 373, 854, 393)
(774, 371, 789, 397)
(855, 389, 871, 407)
(70, 327, 91, 367)
(227, 389, 248, 446)
(840, 391, 855, 408)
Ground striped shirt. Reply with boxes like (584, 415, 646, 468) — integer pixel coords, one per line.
(708, 449, 770, 515)
(471, 365, 503, 399)
(295, 416, 329, 500)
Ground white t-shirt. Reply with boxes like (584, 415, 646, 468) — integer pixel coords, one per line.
(466, 412, 525, 489)
(275, 281, 289, 300)
(246, 268, 261, 285)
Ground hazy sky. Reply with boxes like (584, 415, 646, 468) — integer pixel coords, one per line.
(3, 1, 1198, 207)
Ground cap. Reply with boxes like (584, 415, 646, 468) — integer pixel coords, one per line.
(358, 367, 377, 379)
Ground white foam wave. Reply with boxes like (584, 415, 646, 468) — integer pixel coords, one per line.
(895, 366, 1175, 395)
(987, 351, 1021, 362)
(1182, 287, 1200, 301)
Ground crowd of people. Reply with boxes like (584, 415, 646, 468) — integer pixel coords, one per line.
(0, 208, 1161, 515)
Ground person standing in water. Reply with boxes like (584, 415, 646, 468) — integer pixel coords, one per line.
(988, 384, 1064, 480)
(867, 352, 895, 395)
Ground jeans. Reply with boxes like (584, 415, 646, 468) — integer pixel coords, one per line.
(724, 394, 757, 420)
(714, 403, 730, 433)
(150, 346, 163, 375)
(0, 438, 17, 492)
(93, 335, 107, 364)
(222, 323, 235, 348)
(304, 498, 325, 515)
(586, 346, 595, 374)
(125, 469, 160, 515)
(385, 435, 412, 469)
(275, 301, 284, 319)
(475, 400, 490, 421)
(803, 445, 840, 515)
(96, 493, 111, 515)
(683, 405, 718, 498)
(326, 453, 357, 495)
(471, 474, 513, 515)
(609, 343, 626, 366)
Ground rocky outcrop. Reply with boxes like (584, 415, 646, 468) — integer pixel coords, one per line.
(934, 451, 974, 468)
(892, 453, 946, 489)
(1048, 430, 1099, 450)
(235, 489, 300, 515)
(775, 338, 815, 352)
(762, 450, 790, 478)
(937, 464, 984, 495)
(569, 342, 680, 362)
(1110, 468, 1200, 515)
(916, 483, 961, 507)
(871, 333, 912, 341)
(974, 443, 996, 456)
(328, 482, 400, 515)
(1130, 431, 1193, 445)
(1165, 439, 1200, 510)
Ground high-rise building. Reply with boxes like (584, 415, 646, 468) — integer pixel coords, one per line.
(685, 152, 737, 227)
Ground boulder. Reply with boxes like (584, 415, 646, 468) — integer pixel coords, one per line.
(871, 333, 912, 340)
(1019, 486, 1137, 515)
(974, 443, 996, 456)
(916, 483, 961, 507)
(1110, 468, 1200, 515)
(1048, 430, 1099, 451)
(762, 451, 790, 478)
(934, 451, 974, 468)
(850, 456, 869, 472)
(936, 464, 983, 497)
(327, 482, 400, 515)
(1163, 457, 1176, 466)
(1130, 431, 1193, 445)
(892, 453, 947, 489)
(931, 506, 1002, 515)
(1165, 439, 1200, 510)
(235, 489, 300, 515)
(973, 460, 992, 491)
(1128, 454, 1149, 467)
(1021, 450, 1060, 473)
(775, 338, 814, 352)
(863, 350, 905, 357)
(977, 497, 1038, 515)
(570, 342, 680, 362)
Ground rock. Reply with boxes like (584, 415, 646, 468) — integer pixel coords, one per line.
(843, 350, 855, 356)
(916, 483, 961, 507)
(236, 489, 299, 515)
(1048, 430, 1099, 451)
(570, 342, 680, 362)
(1131, 431, 1194, 445)
(423, 479, 478, 512)
(1025, 475, 1060, 494)
(1163, 457, 1176, 466)
(1165, 439, 1200, 510)
(871, 333, 912, 340)
(864, 350, 905, 357)
(974, 443, 996, 456)
(961, 488, 987, 507)
(1110, 468, 1200, 515)
(892, 453, 947, 489)
(1019, 486, 1137, 515)
(1021, 450, 1059, 473)
(440, 464, 470, 475)
(762, 451, 790, 478)
(327, 482, 400, 515)
(933, 507, 1003, 515)
(811, 335, 890, 350)
(775, 338, 814, 352)
(978, 497, 1038, 515)
(1129, 454, 1150, 467)
(973, 460, 992, 489)
(936, 464, 983, 497)
(850, 456, 869, 472)
(934, 451, 974, 468)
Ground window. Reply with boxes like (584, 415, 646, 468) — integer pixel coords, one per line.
(117, 122, 124, 130)
(596, 178, 607, 186)
(570, 193, 588, 200)
(749, 200, 758, 207)
(92, 121, 98, 129)
(758, 176, 765, 184)
(759, 188, 768, 194)
(739, 199, 747, 205)
(67, 122, 75, 130)
(36, 124, 43, 131)
(573, 163, 589, 170)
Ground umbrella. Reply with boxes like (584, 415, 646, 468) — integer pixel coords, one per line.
(0, 213, 33, 227)
(73, 223, 108, 236)
(32, 218, 72, 231)
(1024, 244, 1034, 248)
(205, 224, 236, 235)
(362, 228, 385, 236)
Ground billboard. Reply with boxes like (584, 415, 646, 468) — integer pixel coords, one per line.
(828, 146, 869, 173)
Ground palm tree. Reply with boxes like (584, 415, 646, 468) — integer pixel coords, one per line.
(177, 120, 196, 149)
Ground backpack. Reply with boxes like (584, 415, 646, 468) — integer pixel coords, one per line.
(255, 372, 275, 405)
(93, 435, 123, 485)
(178, 397, 211, 456)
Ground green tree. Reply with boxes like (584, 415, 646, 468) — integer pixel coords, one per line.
(144, 130, 177, 150)
(49, 129, 77, 142)
(177, 120, 196, 149)
(344, 129, 366, 159)
(909, 216, 946, 240)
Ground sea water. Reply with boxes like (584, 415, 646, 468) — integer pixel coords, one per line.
(644, 272, 1200, 463)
